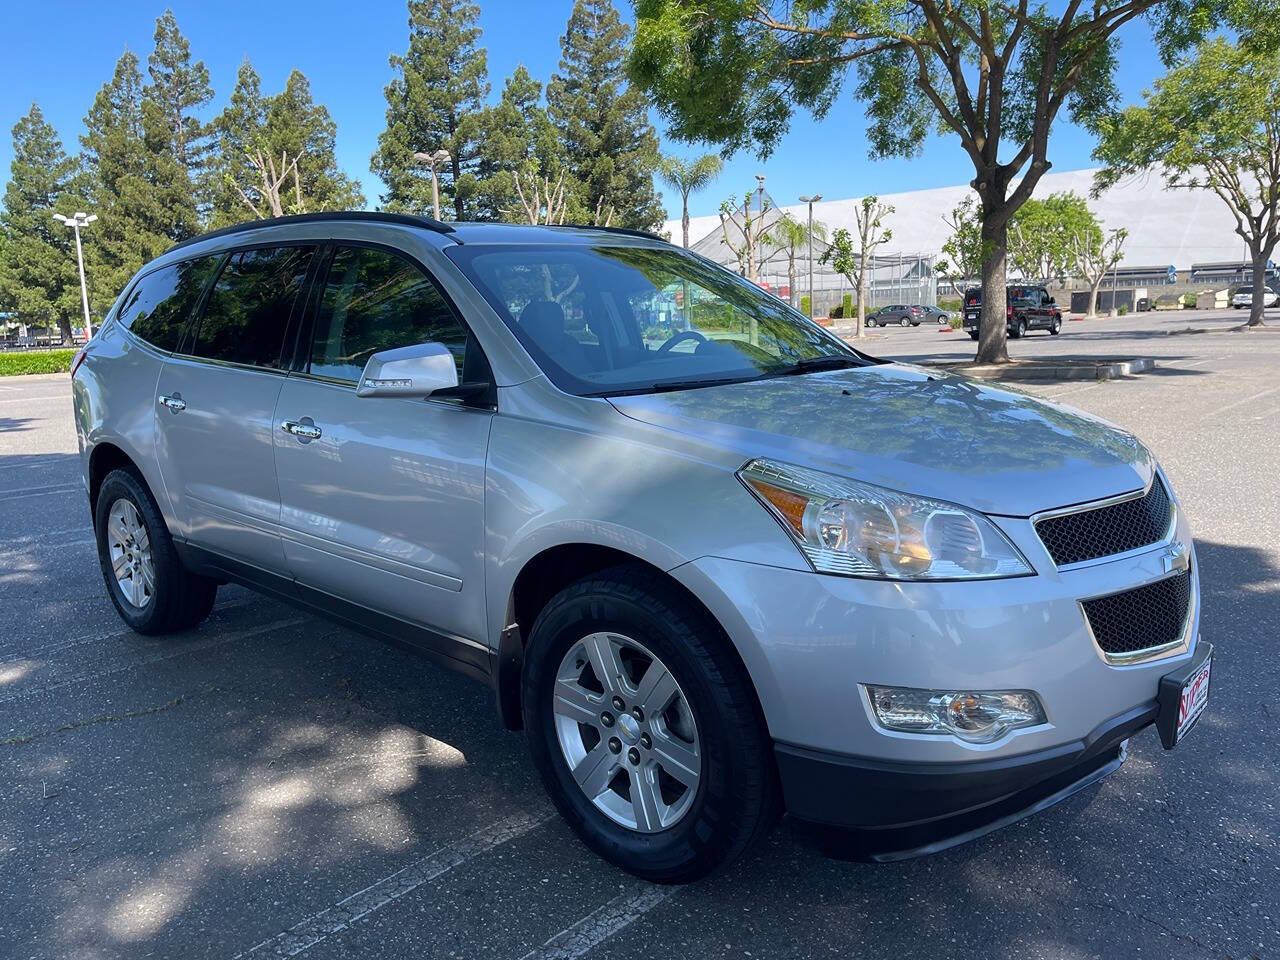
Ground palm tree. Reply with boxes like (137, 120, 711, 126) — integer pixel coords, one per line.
(765, 213, 826, 309)
(658, 153, 724, 247)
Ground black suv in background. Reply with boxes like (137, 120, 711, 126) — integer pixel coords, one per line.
(963, 285, 1063, 339)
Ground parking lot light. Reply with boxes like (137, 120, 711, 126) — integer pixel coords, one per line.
(53, 211, 98, 342)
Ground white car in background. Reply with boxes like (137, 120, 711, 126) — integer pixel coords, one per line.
(1231, 285, 1280, 309)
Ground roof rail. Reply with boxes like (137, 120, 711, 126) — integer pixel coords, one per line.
(162, 210, 455, 256)
(552, 223, 669, 243)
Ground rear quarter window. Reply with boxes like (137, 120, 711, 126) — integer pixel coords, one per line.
(118, 256, 222, 352)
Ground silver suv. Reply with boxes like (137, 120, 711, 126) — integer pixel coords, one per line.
(73, 213, 1212, 882)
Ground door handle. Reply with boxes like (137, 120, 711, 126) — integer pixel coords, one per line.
(158, 394, 186, 413)
(281, 419, 322, 442)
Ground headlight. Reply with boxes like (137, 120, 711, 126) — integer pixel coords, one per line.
(738, 458, 1031, 580)
(867, 686, 1046, 743)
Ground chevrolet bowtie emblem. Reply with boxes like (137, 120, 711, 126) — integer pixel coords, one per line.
(1162, 543, 1191, 574)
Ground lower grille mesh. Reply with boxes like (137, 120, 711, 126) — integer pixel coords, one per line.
(1081, 569, 1192, 660)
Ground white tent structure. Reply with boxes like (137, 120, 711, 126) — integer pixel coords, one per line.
(667, 168, 1248, 304)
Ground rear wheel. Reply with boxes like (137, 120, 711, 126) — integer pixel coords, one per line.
(1013, 319, 1027, 338)
(1050, 318, 1062, 335)
(968, 331, 979, 340)
(95, 468, 217, 635)
(523, 566, 778, 883)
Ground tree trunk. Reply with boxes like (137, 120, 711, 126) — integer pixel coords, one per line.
(1086, 273, 1104, 320)
(451, 151, 463, 221)
(57, 315, 74, 346)
(976, 212, 1010, 363)
(854, 251, 867, 340)
(1249, 245, 1267, 327)
(788, 250, 797, 309)
(681, 192, 690, 248)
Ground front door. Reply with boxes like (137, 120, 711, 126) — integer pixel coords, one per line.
(273, 244, 493, 656)
(154, 245, 314, 573)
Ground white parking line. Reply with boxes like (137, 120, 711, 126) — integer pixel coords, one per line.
(519, 882, 678, 960)
(0, 480, 80, 499)
(232, 808, 554, 959)
(0, 394, 68, 404)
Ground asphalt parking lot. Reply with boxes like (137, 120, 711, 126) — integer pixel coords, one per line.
(2, 310, 1278, 960)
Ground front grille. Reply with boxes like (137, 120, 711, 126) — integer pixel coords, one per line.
(1036, 478, 1172, 566)
(1081, 569, 1192, 660)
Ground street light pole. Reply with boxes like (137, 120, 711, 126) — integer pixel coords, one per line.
(798, 194, 822, 319)
(413, 149, 452, 221)
(53, 212, 97, 342)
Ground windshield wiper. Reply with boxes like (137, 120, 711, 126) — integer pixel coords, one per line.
(590, 375, 761, 398)
(778, 354, 863, 374)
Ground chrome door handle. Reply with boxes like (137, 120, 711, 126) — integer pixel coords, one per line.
(158, 394, 186, 413)
(281, 419, 322, 441)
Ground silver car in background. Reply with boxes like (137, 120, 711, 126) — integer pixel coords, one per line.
(72, 213, 1212, 882)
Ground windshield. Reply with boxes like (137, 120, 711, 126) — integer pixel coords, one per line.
(446, 243, 868, 396)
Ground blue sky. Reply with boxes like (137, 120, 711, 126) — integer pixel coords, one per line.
(1, 1, 1164, 222)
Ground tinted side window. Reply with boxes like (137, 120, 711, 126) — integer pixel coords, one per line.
(191, 246, 313, 368)
(310, 246, 472, 383)
(118, 257, 221, 352)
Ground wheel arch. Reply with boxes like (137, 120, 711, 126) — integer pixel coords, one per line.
(495, 543, 764, 735)
(88, 441, 141, 518)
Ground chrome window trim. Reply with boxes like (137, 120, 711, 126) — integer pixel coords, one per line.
(1030, 473, 1177, 572)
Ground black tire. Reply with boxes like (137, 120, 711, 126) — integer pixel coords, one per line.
(95, 468, 217, 635)
(866, 318, 876, 327)
(1012, 319, 1026, 339)
(522, 565, 779, 883)
(1050, 318, 1061, 335)
(899, 316, 909, 327)
(968, 331, 979, 340)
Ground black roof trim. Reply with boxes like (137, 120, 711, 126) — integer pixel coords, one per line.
(551, 224, 669, 243)
(162, 211, 456, 257)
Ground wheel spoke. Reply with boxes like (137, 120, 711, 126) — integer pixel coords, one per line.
(552, 678, 601, 726)
(634, 660, 678, 713)
(128, 572, 144, 608)
(139, 558, 156, 592)
(571, 742, 616, 799)
(583, 634, 624, 696)
(107, 515, 128, 548)
(112, 550, 130, 578)
(651, 728, 700, 786)
(630, 765, 664, 832)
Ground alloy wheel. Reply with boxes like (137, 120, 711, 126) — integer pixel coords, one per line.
(552, 632, 701, 832)
(106, 498, 154, 609)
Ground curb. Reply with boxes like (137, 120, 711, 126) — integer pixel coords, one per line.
(929, 358, 1156, 382)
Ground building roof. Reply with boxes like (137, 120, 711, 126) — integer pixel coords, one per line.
(666, 167, 1248, 273)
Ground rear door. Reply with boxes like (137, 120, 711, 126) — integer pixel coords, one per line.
(154, 245, 315, 573)
(273, 243, 494, 659)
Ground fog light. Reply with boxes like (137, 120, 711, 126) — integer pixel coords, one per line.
(867, 686, 1046, 743)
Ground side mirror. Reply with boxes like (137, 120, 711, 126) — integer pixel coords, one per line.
(357, 342, 459, 398)
(1047, 296, 1056, 305)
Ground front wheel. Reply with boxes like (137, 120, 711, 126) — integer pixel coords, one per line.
(95, 468, 217, 635)
(523, 567, 778, 883)
(899, 316, 909, 327)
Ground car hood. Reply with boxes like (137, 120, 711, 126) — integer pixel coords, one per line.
(608, 363, 1153, 517)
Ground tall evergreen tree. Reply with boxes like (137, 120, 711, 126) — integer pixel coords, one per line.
(142, 9, 212, 234)
(473, 65, 561, 221)
(210, 63, 364, 226)
(0, 105, 85, 343)
(546, 0, 663, 229)
(80, 51, 180, 304)
(371, 0, 489, 218)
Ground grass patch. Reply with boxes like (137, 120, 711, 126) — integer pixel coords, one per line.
(0, 349, 77, 377)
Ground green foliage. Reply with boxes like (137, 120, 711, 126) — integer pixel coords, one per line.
(800, 294, 810, 316)
(1118, 303, 1129, 315)
(937, 197, 985, 290)
(1093, 36, 1279, 325)
(372, 0, 490, 218)
(0, 105, 85, 343)
(81, 51, 190, 304)
(473, 65, 561, 221)
(842, 293, 854, 317)
(548, 0, 664, 229)
(658, 152, 723, 245)
(0, 349, 77, 377)
(1009, 192, 1099, 282)
(141, 9, 211, 236)
(209, 62, 364, 227)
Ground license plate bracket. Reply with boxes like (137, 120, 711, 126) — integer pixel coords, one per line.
(1155, 642, 1212, 749)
